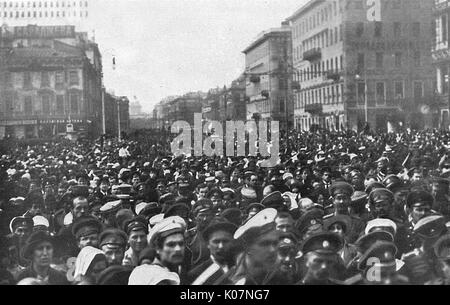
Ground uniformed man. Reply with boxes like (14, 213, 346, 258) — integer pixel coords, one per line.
(430, 177, 450, 218)
(98, 228, 128, 267)
(357, 241, 409, 285)
(99, 200, 122, 228)
(405, 190, 435, 230)
(4, 216, 33, 269)
(122, 217, 148, 267)
(71, 215, 103, 250)
(277, 232, 302, 284)
(326, 182, 365, 243)
(128, 217, 186, 285)
(215, 208, 290, 285)
(189, 217, 237, 285)
(297, 232, 346, 285)
(401, 215, 448, 284)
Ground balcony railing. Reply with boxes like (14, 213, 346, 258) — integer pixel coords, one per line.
(303, 48, 322, 62)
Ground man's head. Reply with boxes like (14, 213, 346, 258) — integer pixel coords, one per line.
(275, 212, 294, 233)
(196, 183, 209, 200)
(301, 232, 344, 283)
(406, 191, 434, 224)
(155, 233, 185, 268)
(330, 182, 354, 215)
(125, 217, 149, 253)
(202, 218, 237, 265)
(99, 229, 127, 266)
(72, 196, 90, 220)
(368, 188, 394, 218)
(72, 216, 103, 249)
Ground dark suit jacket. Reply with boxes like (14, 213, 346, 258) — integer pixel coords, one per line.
(16, 266, 70, 285)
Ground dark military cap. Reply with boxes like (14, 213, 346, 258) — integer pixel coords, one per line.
(279, 232, 299, 249)
(21, 231, 54, 260)
(323, 215, 352, 234)
(357, 241, 397, 271)
(202, 217, 237, 241)
(124, 216, 149, 235)
(70, 185, 90, 198)
(164, 203, 190, 218)
(261, 191, 285, 209)
(354, 231, 394, 254)
(406, 190, 434, 209)
(368, 188, 394, 206)
(433, 234, 450, 259)
(295, 208, 324, 234)
(99, 228, 128, 248)
(71, 216, 103, 239)
(413, 215, 447, 239)
(329, 182, 354, 197)
(220, 208, 242, 227)
(382, 175, 404, 192)
(365, 181, 385, 195)
(301, 232, 343, 255)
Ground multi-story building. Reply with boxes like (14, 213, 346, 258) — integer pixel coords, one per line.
(0, 24, 103, 139)
(243, 23, 294, 131)
(0, 1, 91, 32)
(433, 0, 450, 129)
(288, 0, 435, 132)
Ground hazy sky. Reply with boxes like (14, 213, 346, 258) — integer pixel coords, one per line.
(90, 0, 308, 112)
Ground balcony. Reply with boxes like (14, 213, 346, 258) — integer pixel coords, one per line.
(434, 0, 450, 12)
(304, 103, 323, 114)
(303, 48, 322, 62)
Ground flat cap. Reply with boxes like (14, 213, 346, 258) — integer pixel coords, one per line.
(99, 229, 128, 248)
(124, 217, 149, 235)
(406, 191, 434, 209)
(241, 187, 258, 200)
(301, 232, 343, 255)
(261, 191, 285, 209)
(365, 218, 397, 236)
(329, 182, 354, 197)
(72, 216, 103, 239)
(149, 216, 186, 247)
(295, 208, 324, 234)
(368, 188, 394, 206)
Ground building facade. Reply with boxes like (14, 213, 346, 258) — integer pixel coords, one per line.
(433, 0, 450, 130)
(243, 24, 294, 131)
(289, 0, 435, 132)
(0, 1, 91, 32)
(104, 92, 130, 137)
(0, 24, 103, 139)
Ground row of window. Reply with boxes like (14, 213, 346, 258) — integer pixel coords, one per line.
(1, 1, 88, 8)
(294, 56, 343, 83)
(1, 9, 87, 17)
(356, 51, 422, 70)
(294, 26, 343, 61)
(292, 1, 339, 39)
(294, 84, 344, 109)
(293, 80, 425, 109)
(355, 21, 422, 38)
(4, 93, 80, 115)
(5, 71, 80, 89)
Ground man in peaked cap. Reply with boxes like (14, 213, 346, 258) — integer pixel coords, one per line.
(298, 232, 346, 285)
(188, 217, 237, 285)
(123, 217, 149, 268)
(401, 215, 448, 284)
(216, 208, 291, 285)
(100, 200, 123, 228)
(261, 191, 288, 212)
(405, 190, 435, 229)
(327, 181, 365, 244)
(295, 208, 324, 241)
(99, 228, 128, 267)
(129, 217, 186, 285)
(358, 241, 409, 285)
(71, 215, 103, 250)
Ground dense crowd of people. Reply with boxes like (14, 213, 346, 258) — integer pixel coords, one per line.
(1, 127, 450, 285)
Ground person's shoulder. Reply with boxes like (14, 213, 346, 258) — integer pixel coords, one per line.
(49, 267, 70, 285)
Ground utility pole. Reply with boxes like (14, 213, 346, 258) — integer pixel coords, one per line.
(101, 87, 106, 134)
(117, 99, 121, 141)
